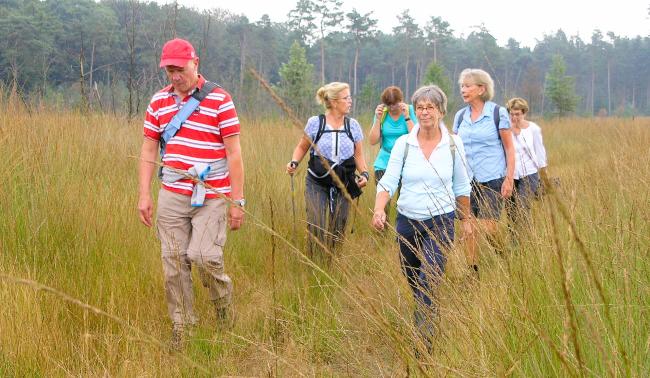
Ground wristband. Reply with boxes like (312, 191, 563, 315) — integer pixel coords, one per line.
(404, 117, 411, 122)
(290, 160, 299, 168)
(360, 171, 370, 180)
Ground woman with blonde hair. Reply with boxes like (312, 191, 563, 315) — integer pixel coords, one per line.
(286, 82, 369, 259)
(453, 68, 515, 274)
(505, 97, 547, 226)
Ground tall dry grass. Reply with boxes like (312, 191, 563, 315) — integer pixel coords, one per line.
(1, 90, 649, 376)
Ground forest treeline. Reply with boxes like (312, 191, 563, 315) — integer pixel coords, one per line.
(1, 0, 648, 118)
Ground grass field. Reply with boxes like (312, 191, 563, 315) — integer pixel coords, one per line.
(1, 92, 649, 376)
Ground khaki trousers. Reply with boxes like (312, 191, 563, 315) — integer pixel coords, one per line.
(156, 189, 232, 326)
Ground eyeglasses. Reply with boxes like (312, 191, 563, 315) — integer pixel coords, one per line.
(415, 105, 438, 113)
(337, 95, 353, 101)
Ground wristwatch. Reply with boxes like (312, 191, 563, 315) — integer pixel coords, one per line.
(233, 198, 246, 207)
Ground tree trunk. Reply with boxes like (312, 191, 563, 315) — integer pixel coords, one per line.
(108, 66, 116, 114)
(89, 41, 96, 109)
(320, 37, 325, 85)
(79, 32, 88, 113)
(353, 45, 359, 114)
(127, 0, 137, 118)
(514, 65, 522, 96)
(201, 11, 211, 60)
(504, 65, 509, 100)
(433, 40, 437, 63)
(404, 55, 409, 98)
(540, 77, 546, 115)
(239, 31, 246, 101)
(171, 0, 178, 38)
(591, 69, 595, 116)
(607, 59, 611, 116)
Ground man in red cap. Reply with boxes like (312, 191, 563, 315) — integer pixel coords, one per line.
(137, 38, 245, 350)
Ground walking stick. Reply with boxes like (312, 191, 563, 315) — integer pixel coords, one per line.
(350, 197, 360, 234)
(290, 163, 298, 243)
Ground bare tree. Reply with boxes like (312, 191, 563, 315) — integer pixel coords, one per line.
(346, 9, 377, 114)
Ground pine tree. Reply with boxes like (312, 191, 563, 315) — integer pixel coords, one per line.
(545, 54, 579, 116)
(278, 41, 316, 117)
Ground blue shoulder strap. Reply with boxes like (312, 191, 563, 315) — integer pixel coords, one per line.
(160, 81, 219, 157)
(455, 107, 468, 130)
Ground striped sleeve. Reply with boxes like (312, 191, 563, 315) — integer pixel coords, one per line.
(218, 92, 240, 138)
(143, 95, 162, 140)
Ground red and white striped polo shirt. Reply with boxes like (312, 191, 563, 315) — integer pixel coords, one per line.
(143, 76, 240, 198)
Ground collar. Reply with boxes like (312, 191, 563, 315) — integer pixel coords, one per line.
(406, 122, 450, 147)
(166, 74, 206, 97)
(466, 101, 496, 123)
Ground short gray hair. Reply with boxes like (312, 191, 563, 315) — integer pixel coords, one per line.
(411, 85, 448, 115)
(458, 68, 494, 102)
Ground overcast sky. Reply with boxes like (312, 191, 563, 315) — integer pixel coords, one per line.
(167, 0, 649, 48)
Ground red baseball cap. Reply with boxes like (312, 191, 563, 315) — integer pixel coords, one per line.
(159, 38, 197, 68)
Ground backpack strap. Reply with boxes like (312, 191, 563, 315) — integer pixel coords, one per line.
(449, 133, 457, 168)
(455, 107, 468, 130)
(396, 140, 410, 196)
(160, 80, 221, 157)
(343, 116, 354, 141)
(311, 115, 355, 153)
(313, 114, 327, 143)
(493, 105, 506, 158)
(493, 105, 502, 142)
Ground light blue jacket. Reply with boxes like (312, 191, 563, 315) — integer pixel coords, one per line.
(377, 124, 471, 221)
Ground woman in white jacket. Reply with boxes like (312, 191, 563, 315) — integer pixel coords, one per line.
(505, 97, 547, 226)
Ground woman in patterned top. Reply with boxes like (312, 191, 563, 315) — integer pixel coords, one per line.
(286, 82, 369, 260)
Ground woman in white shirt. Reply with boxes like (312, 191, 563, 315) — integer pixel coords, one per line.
(372, 85, 471, 350)
(505, 97, 548, 226)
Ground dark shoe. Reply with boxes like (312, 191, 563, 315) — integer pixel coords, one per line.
(170, 324, 186, 351)
(216, 305, 235, 330)
(471, 264, 480, 280)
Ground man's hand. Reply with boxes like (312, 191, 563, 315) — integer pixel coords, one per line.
(228, 204, 244, 230)
(138, 195, 154, 227)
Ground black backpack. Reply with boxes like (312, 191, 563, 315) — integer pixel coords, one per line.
(306, 114, 361, 198)
(311, 114, 354, 150)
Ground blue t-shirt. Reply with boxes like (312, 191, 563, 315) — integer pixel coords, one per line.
(373, 104, 416, 171)
(452, 101, 511, 182)
(304, 115, 363, 163)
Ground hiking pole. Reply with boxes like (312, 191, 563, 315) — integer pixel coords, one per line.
(350, 197, 360, 234)
(350, 174, 361, 234)
(290, 161, 298, 243)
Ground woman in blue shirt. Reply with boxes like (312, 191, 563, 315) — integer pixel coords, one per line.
(372, 85, 471, 350)
(368, 86, 416, 218)
(452, 69, 515, 274)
